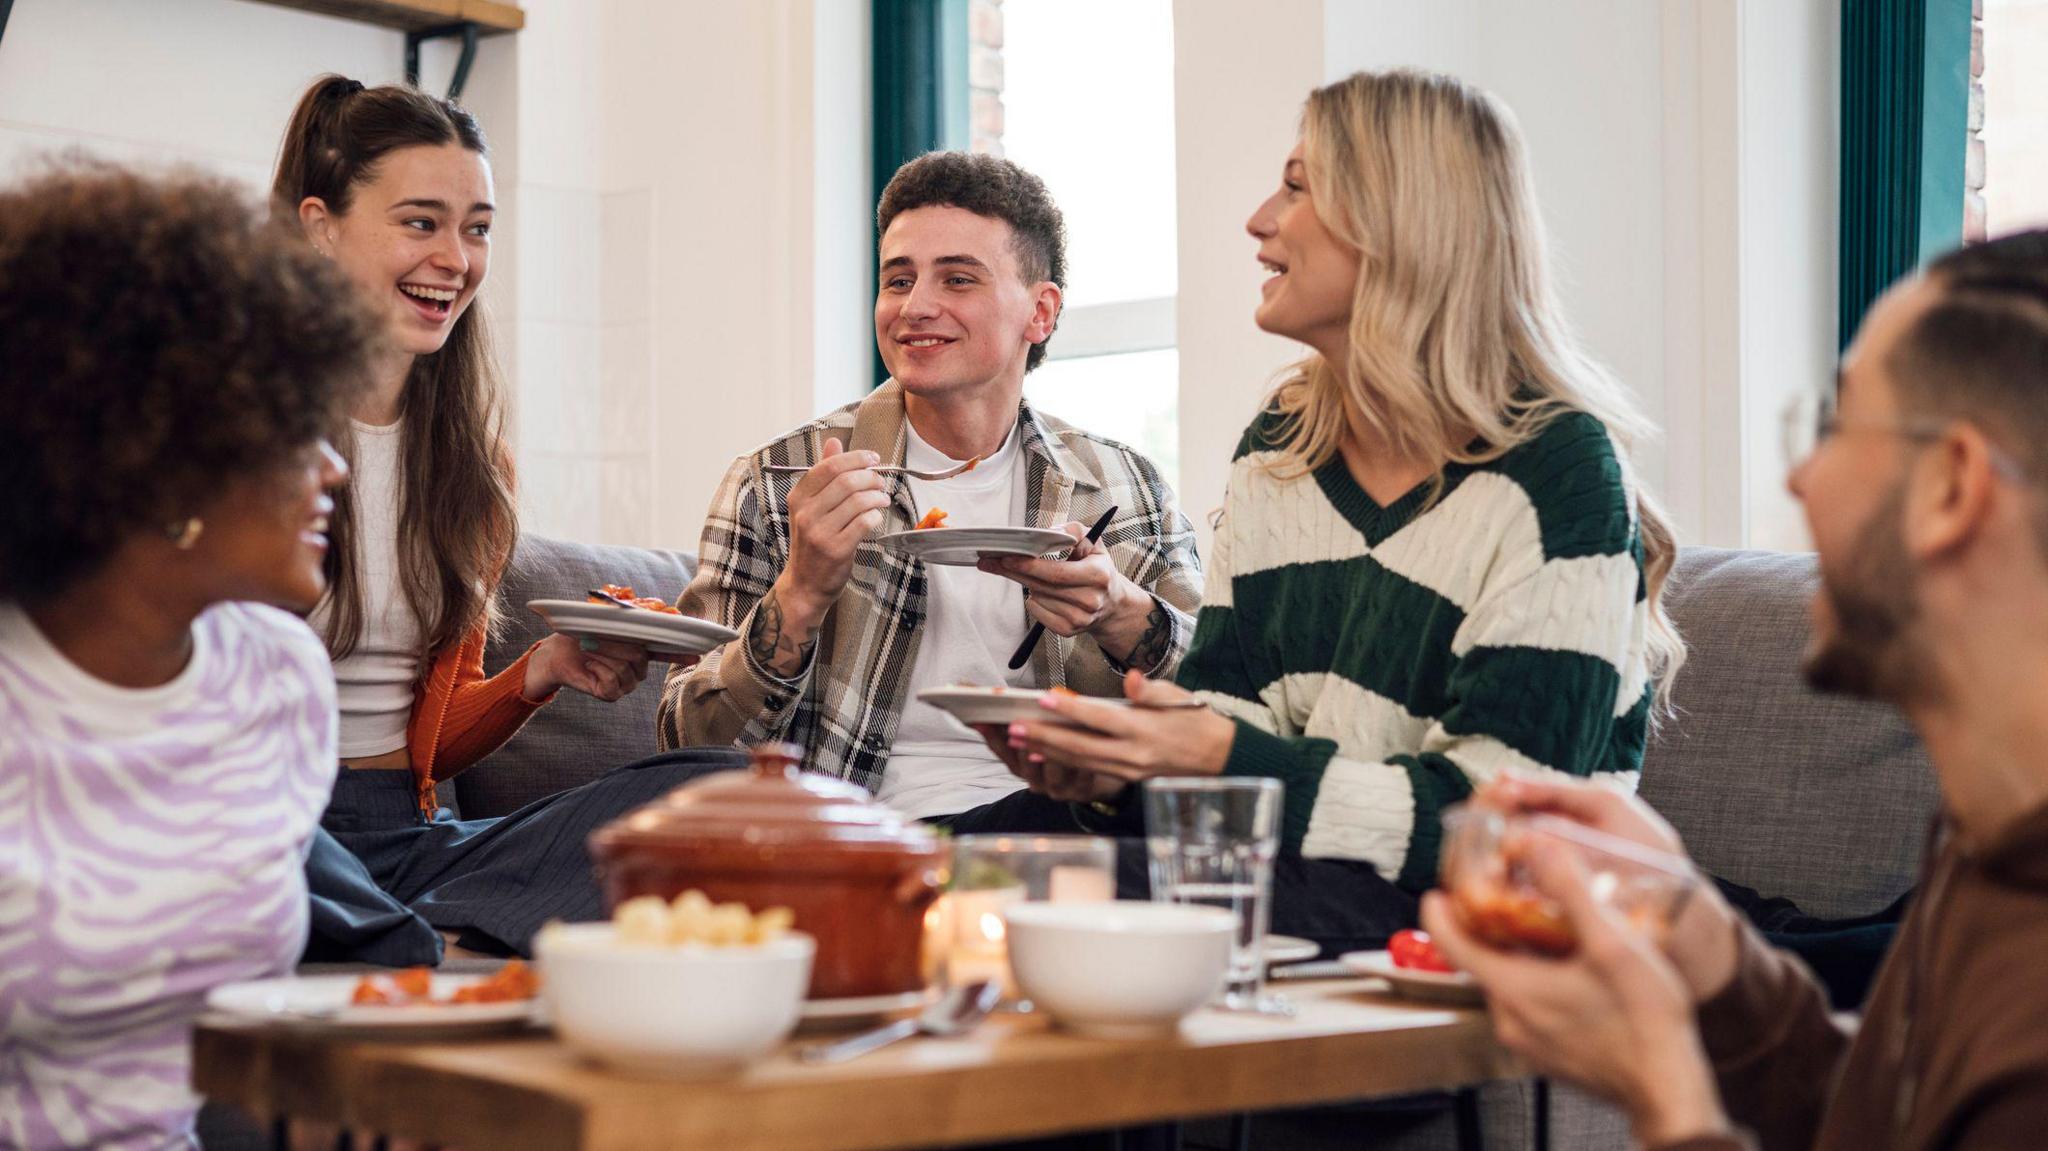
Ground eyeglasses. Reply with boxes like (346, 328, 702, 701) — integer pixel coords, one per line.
(1779, 392, 2029, 481)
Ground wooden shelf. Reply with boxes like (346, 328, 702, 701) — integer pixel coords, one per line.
(242, 0, 524, 35)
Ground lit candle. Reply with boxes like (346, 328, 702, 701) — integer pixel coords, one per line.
(943, 886, 1023, 997)
(1048, 864, 1114, 903)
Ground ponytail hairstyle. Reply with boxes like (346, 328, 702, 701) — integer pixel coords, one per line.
(1266, 70, 1685, 711)
(273, 75, 517, 662)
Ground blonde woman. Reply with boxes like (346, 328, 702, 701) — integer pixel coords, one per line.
(1002, 70, 1680, 947)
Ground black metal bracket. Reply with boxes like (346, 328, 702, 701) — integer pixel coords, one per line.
(404, 21, 480, 103)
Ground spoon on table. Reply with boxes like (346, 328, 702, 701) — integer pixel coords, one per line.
(796, 980, 1002, 1064)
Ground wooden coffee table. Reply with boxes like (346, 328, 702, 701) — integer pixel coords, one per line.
(193, 976, 1525, 1150)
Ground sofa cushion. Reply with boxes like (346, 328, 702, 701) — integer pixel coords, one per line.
(456, 534, 696, 819)
(1642, 548, 1940, 919)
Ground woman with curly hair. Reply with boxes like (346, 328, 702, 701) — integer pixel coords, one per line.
(274, 77, 736, 963)
(0, 164, 370, 1151)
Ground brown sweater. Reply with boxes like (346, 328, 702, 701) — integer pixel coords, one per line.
(1659, 803, 2048, 1151)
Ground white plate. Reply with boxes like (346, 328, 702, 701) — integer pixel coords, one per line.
(874, 527, 1078, 567)
(528, 599, 738, 662)
(1338, 950, 1484, 1006)
(1263, 934, 1320, 966)
(796, 987, 938, 1032)
(916, 686, 1111, 730)
(204, 973, 542, 1034)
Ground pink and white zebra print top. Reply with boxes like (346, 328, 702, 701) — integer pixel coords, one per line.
(0, 600, 336, 1151)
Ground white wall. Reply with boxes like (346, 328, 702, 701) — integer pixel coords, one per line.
(1171, 0, 1839, 551)
(0, 0, 399, 183)
(510, 0, 870, 550)
(1172, 0, 1324, 534)
(1734, 1, 1839, 551)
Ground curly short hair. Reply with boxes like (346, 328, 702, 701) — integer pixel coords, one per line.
(876, 151, 1068, 371)
(0, 163, 376, 601)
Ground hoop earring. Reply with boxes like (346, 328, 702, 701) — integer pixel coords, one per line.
(167, 518, 205, 550)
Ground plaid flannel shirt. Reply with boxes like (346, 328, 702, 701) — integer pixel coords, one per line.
(656, 380, 1203, 794)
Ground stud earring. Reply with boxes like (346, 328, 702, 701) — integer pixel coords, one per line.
(166, 518, 205, 550)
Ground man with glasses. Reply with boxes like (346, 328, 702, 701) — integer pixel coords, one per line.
(1421, 230, 2048, 1151)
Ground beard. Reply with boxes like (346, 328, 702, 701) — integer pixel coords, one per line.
(1802, 481, 1927, 702)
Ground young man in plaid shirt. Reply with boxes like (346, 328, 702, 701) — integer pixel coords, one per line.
(657, 152, 1201, 831)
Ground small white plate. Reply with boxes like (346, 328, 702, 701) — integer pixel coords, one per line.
(1338, 950, 1484, 1006)
(528, 599, 738, 663)
(915, 686, 1110, 730)
(796, 987, 938, 1032)
(204, 973, 541, 1034)
(874, 527, 1078, 567)
(916, 686, 1206, 732)
(1263, 934, 1320, 966)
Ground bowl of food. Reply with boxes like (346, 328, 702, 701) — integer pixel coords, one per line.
(1439, 806, 1694, 955)
(587, 743, 945, 1001)
(536, 891, 814, 1078)
(1002, 901, 1234, 1038)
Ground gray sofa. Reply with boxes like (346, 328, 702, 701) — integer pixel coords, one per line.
(457, 538, 1941, 1149)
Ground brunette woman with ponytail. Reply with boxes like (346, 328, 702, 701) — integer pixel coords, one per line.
(277, 76, 733, 963)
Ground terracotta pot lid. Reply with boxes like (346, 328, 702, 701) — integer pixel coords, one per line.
(594, 742, 941, 854)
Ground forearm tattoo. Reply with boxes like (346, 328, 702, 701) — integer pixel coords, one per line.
(1120, 596, 1172, 673)
(749, 587, 817, 679)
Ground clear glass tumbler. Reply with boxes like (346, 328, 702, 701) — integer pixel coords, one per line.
(1142, 777, 1285, 1012)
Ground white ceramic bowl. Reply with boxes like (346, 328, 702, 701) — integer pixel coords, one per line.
(535, 923, 814, 1077)
(1003, 901, 1235, 1038)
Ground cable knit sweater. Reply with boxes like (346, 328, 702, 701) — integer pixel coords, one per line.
(1178, 407, 1652, 888)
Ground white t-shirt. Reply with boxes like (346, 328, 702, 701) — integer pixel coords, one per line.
(0, 601, 336, 1150)
(875, 420, 1040, 820)
(308, 418, 422, 758)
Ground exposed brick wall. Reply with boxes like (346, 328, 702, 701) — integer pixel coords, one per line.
(1968, 0, 1987, 241)
(969, 0, 1004, 156)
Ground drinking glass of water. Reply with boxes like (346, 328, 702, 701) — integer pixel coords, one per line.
(1142, 777, 1285, 1013)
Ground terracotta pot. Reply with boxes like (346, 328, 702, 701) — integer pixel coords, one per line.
(588, 743, 946, 1000)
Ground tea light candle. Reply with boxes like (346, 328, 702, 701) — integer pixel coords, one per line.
(1048, 864, 1114, 903)
(920, 898, 952, 985)
(944, 886, 1023, 997)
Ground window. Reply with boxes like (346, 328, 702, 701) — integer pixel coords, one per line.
(976, 0, 1181, 487)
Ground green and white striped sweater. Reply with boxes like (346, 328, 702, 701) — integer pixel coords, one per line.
(1178, 407, 1652, 891)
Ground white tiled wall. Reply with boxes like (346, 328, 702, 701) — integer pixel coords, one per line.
(507, 0, 871, 551)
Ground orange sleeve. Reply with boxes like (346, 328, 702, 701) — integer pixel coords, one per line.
(409, 623, 555, 795)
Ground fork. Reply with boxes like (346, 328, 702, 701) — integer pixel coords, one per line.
(586, 587, 639, 609)
(762, 455, 982, 482)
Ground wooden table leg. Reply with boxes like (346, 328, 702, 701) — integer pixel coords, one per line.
(1454, 1086, 1485, 1151)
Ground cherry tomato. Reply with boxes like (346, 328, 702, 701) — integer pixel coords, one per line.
(1388, 928, 1455, 973)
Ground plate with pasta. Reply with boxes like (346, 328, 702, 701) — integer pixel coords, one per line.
(205, 962, 544, 1034)
(528, 593, 738, 662)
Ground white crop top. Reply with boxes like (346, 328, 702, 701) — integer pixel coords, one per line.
(309, 419, 423, 758)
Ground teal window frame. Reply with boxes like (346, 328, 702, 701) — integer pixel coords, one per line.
(1839, 0, 1973, 350)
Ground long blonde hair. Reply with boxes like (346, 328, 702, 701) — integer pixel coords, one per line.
(1267, 69, 1685, 704)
